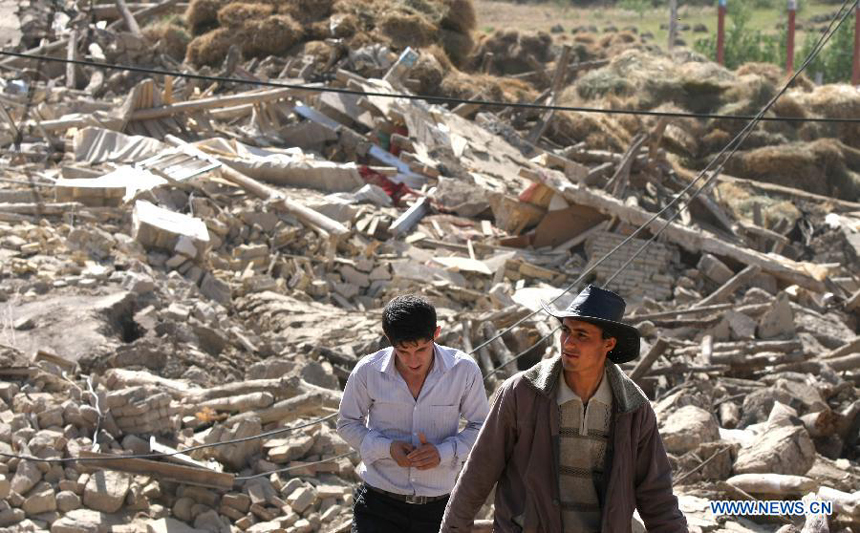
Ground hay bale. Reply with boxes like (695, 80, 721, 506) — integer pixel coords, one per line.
(280, 0, 334, 22)
(329, 13, 359, 38)
(185, 0, 230, 35)
(735, 62, 784, 86)
(468, 29, 552, 75)
(792, 84, 860, 149)
(301, 40, 333, 62)
(378, 10, 437, 49)
(549, 110, 629, 151)
(518, 31, 552, 62)
(217, 3, 273, 28)
(242, 14, 303, 57)
(440, 29, 473, 67)
(439, 71, 536, 104)
(727, 138, 860, 200)
(143, 20, 190, 61)
(771, 93, 806, 119)
(305, 20, 332, 40)
(411, 46, 451, 94)
(440, 0, 476, 34)
(186, 27, 234, 66)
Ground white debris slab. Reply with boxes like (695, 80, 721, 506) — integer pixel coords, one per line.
(132, 200, 210, 257)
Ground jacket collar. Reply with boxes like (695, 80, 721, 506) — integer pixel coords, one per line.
(521, 355, 648, 414)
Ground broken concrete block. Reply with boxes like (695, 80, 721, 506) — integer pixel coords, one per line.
(165, 254, 188, 270)
(757, 292, 795, 339)
(339, 266, 370, 288)
(147, 518, 208, 533)
(287, 486, 316, 513)
(22, 482, 57, 516)
(222, 493, 251, 513)
(660, 405, 721, 455)
(174, 236, 198, 259)
(50, 508, 115, 533)
(11, 460, 42, 495)
(0, 508, 25, 527)
(83, 471, 130, 513)
(268, 434, 315, 464)
(698, 254, 733, 285)
(165, 303, 191, 321)
(725, 311, 757, 340)
(132, 200, 210, 257)
(56, 490, 81, 512)
(733, 425, 816, 476)
(194, 509, 230, 533)
(200, 273, 231, 306)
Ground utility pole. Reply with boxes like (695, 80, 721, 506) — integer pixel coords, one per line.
(668, 0, 678, 51)
(853, 4, 860, 85)
(786, 0, 796, 73)
(717, 0, 727, 65)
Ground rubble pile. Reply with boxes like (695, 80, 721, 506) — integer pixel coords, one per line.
(1, 0, 859, 532)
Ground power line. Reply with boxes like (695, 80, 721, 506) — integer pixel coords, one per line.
(0, 0, 854, 472)
(235, 451, 357, 481)
(604, 0, 860, 292)
(475, 0, 858, 376)
(1, 50, 859, 124)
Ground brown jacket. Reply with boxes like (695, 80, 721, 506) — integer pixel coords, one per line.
(440, 357, 687, 533)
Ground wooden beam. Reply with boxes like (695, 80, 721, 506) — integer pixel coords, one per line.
(114, 0, 143, 35)
(693, 265, 761, 308)
(520, 167, 825, 291)
(630, 337, 669, 382)
(527, 44, 572, 144)
(65, 30, 78, 90)
(77, 451, 234, 490)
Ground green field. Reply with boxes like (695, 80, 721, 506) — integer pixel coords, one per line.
(475, 0, 842, 52)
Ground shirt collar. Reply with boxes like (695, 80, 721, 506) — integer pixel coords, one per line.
(557, 367, 613, 406)
(376, 343, 453, 376)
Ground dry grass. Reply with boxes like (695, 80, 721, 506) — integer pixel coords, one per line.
(378, 10, 439, 48)
(184, 0, 229, 35)
(242, 14, 304, 57)
(217, 3, 273, 28)
(185, 27, 234, 66)
(143, 20, 191, 61)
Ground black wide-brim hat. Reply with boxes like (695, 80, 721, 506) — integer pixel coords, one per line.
(541, 285, 641, 364)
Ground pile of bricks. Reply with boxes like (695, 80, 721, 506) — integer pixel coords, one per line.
(585, 231, 677, 301)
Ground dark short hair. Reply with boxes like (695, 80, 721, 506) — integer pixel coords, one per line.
(382, 294, 437, 347)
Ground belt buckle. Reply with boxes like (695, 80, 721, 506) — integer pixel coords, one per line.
(405, 495, 428, 505)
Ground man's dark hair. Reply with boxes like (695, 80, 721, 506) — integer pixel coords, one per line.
(382, 294, 437, 347)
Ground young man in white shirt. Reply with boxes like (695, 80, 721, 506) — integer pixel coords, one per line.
(337, 294, 489, 533)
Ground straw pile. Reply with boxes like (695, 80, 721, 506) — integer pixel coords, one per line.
(184, 0, 477, 67)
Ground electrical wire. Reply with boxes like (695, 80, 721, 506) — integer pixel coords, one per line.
(475, 0, 858, 375)
(1, 51, 859, 124)
(0, 0, 854, 472)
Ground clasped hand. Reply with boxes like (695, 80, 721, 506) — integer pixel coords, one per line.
(390, 432, 440, 470)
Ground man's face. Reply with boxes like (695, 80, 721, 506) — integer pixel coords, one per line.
(559, 318, 616, 374)
(392, 326, 440, 380)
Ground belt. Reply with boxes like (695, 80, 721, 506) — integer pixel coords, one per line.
(364, 484, 449, 505)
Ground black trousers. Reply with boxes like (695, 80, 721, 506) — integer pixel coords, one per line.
(351, 484, 449, 533)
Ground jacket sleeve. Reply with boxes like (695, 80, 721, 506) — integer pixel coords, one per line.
(440, 378, 518, 532)
(633, 403, 688, 533)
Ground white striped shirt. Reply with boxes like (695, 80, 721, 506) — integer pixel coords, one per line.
(337, 344, 489, 497)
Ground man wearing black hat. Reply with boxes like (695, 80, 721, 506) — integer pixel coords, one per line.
(439, 285, 687, 533)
